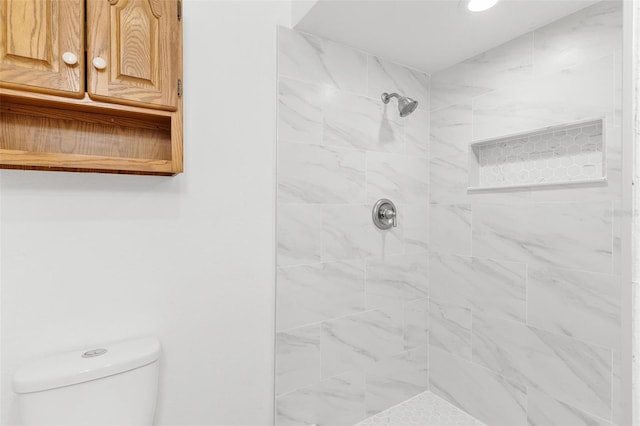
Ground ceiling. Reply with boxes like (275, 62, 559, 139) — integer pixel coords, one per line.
(294, 0, 601, 74)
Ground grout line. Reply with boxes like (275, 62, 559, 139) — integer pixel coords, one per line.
(470, 310, 474, 363)
(525, 262, 529, 326)
(612, 199, 616, 275)
(427, 303, 431, 387)
(525, 385, 530, 423)
(531, 29, 536, 77)
(274, 31, 281, 423)
(365, 54, 370, 98)
(611, 350, 615, 423)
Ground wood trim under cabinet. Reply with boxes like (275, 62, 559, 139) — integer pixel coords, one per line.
(0, 89, 182, 175)
(0, 150, 175, 174)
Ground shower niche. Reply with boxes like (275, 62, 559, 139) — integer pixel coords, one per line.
(467, 118, 606, 191)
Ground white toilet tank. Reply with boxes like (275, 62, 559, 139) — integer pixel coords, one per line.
(13, 337, 160, 426)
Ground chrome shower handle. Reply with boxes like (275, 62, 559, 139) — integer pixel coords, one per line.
(372, 199, 397, 230)
(380, 206, 397, 227)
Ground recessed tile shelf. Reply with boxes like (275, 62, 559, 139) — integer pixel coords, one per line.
(467, 118, 606, 192)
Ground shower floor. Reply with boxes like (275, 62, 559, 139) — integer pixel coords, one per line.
(355, 391, 485, 426)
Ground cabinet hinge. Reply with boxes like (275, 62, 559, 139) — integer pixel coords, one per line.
(177, 0, 182, 21)
(177, 79, 183, 98)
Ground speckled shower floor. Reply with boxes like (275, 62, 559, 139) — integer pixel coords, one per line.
(355, 391, 486, 426)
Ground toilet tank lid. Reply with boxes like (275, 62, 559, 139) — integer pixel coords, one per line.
(13, 337, 160, 394)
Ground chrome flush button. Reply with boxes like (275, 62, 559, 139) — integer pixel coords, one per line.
(82, 348, 108, 358)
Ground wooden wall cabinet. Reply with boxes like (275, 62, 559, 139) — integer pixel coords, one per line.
(0, 0, 183, 175)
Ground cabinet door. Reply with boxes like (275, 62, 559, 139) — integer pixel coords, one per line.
(87, 0, 180, 111)
(0, 0, 84, 97)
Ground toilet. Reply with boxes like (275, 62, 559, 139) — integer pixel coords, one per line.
(13, 337, 160, 426)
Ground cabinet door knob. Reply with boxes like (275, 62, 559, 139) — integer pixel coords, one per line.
(62, 52, 78, 65)
(92, 57, 107, 70)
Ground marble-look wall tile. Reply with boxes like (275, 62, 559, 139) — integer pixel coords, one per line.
(366, 254, 428, 309)
(278, 77, 325, 144)
(472, 314, 612, 419)
(428, 298, 472, 360)
(276, 260, 365, 330)
(528, 266, 621, 350)
(321, 204, 403, 261)
(365, 347, 428, 416)
(403, 298, 429, 350)
(431, 68, 490, 115)
(404, 108, 429, 158)
(529, 181, 617, 205)
(429, 155, 468, 204)
(429, 203, 471, 256)
(367, 55, 429, 110)
(366, 152, 428, 204)
(473, 55, 614, 142)
(430, 103, 472, 159)
(429, 346, 527, 425)
(278, 26, 367, 94)
(430, 33, 533, 111)
(402, 202, 429, 255)
(429, 253, 527, 323)
(277, 204, 322, 267)
(466, 187, 532, 204)
(533, 1, 622, 76)
(424, 4, 623, 425)
(276, 325, 322, 396)
(527, 387, 614, 426)
(323, 91, 404, 153)
(321, 305, 404, 378)
(472, 202, 613, 273)
(278, 142, 366, 204)
(275, 370, 366, 426)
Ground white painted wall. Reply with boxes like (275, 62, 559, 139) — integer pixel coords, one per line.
(0, 1, 291, 425)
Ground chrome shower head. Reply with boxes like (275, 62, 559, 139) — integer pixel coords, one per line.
(381, 92, 418, 117)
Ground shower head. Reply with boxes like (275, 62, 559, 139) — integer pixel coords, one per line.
(381, 92, 418, 117)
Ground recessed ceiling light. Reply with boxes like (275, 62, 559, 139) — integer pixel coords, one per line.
(467, 0, 499, 12)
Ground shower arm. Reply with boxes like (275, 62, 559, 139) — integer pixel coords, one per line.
(381, 92, 401, 104)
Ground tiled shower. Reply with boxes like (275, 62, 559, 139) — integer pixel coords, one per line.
(275, 1, 625, 425)
(275, 25, 430, 424)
